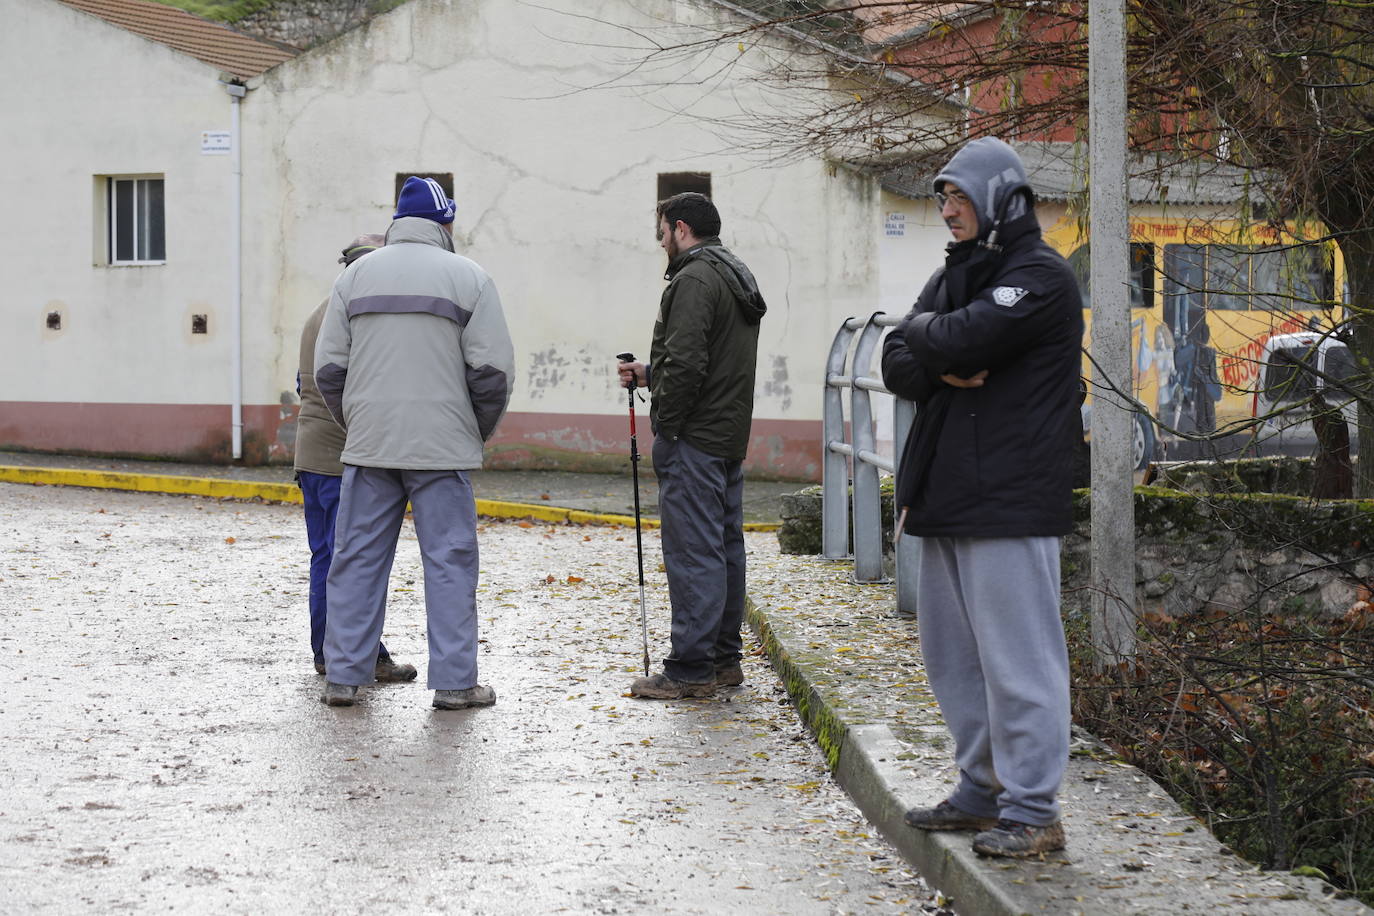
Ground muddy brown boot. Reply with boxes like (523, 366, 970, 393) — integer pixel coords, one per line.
(972, 819, 1066, 857)
(374, 656, 418, 683)
(630, 672, 716, 699)
(904, 800, 998, 832)
(713, 662, 744, 687)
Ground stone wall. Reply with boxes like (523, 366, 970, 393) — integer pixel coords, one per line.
(1154, 455, 1362, 497)
(779, 485, 1374, 618)
(1154, 456, 1314, 495)
(1063, 488, 1374, 619)
(779, 482, 894, 557)
(233, 0, 398, 49)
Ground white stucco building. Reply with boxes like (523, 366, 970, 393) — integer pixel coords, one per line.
(2, 0, 956, 479)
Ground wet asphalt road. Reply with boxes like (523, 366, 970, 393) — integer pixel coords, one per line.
(1, 483, 938, 913)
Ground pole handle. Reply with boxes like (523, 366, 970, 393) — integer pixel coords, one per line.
(616, 352, 638, 390)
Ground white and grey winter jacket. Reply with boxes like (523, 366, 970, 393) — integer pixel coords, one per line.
(314, 217, 514, 470)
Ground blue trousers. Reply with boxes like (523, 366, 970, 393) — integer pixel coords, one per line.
(323, 466, 481, 689)
(300, 471, 388, 665)
(652, 437, 746, 683)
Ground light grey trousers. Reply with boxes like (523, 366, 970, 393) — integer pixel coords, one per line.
(917, 535, 1070, 826)
(323, 466, 480, 690)
(652, 436, 746, 683)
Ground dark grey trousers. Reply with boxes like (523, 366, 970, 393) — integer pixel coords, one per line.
(917, 535, 1070, 826)
(323, 466, 481, 690)
(652, 437, 746, 683)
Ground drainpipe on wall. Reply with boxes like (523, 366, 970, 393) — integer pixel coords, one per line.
(223, 80, 247, 460)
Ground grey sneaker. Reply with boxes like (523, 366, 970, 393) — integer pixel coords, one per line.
(713, 662, 744, 687)
(320, 682, 358, 707)
(972, 819, 1066, 858)
(374, 657, 418, 683)
(904, 799, 998, 832)
(630, 672, 716, 699)
(433, 685, 497, 709)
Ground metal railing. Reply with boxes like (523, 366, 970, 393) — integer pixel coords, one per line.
(823, 312, 919, 615)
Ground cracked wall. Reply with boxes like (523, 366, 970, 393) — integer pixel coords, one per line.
(240, 0, 952, 473)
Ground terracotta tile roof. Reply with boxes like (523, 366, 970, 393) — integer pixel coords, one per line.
(53, 0, 298, 80)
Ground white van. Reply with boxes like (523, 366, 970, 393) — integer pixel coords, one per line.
(1251, 331, 1359, 454)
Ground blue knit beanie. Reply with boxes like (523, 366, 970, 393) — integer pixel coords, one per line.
(393, 176, 456, 224)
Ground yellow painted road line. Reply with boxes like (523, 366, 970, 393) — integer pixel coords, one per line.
(474, 498, 658, 529)
(0, 465, 303, 504)
(0, 465, 780, 532)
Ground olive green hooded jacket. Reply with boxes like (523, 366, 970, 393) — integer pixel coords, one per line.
(649, 238, 767, 461)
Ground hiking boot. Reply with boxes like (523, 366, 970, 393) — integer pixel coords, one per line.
(904, 800, 998, 832)
(320, 682, 358, 707)
(630, 672, 716, 699)
(972, 819, 1066, 858)
(713, 662, 745, 687)
(374, 657, 418, 683)
(432, 685, 497, 710)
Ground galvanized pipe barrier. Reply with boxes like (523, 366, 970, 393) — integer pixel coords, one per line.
(822, 312, 919, 615)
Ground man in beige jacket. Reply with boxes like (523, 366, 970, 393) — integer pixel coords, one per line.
(296, 233, 416, 683)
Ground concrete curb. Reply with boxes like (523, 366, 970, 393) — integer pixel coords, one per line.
(0, 465, 779, 532)
(837, 723, 1030, 916)
(744, 596, 1368, 915)
(743, 599, 1018, 913)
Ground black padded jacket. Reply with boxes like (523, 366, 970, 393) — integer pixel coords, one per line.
(881, 213, 1084, 537)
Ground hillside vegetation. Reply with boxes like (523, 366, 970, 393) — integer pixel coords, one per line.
(150, 0, 281, 21)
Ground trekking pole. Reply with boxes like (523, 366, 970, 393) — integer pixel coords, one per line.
(616, 351, 652, 677)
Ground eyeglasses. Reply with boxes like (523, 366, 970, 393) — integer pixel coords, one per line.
(935, 189, 971, 208)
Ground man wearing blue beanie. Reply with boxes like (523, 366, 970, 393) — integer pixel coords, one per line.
(315, 176, 514, 711)
(882, 138, 1083, 858)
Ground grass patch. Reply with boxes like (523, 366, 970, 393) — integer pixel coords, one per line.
(151, 0, 409, 24)
(149, 0, 279, 22)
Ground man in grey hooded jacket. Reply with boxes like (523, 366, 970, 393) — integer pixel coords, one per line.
(315, 176, 514, 711)
(881, 138, 1082, 858)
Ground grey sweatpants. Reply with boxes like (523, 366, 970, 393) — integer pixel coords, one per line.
(653, 437, 746, 683)
(917, 535, 1069, 826)
(323, 466, 481, 690)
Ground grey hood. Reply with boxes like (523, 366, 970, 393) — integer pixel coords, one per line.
(385, 216, 456, 252)
(934, 137, 1033, 239)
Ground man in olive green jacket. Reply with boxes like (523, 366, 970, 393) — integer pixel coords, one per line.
(296, 233, 415, 683)
(618, 192, 766, 699)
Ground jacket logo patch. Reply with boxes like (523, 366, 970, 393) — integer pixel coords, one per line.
(992, 286, 1028, 307)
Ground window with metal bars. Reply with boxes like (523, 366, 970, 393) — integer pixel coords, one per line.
(107, 176, 165, 264)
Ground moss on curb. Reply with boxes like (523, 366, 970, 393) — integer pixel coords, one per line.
(745, 596, 848, 771)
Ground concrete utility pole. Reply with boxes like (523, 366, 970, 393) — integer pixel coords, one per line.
(1088, 0, 1137, 664)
